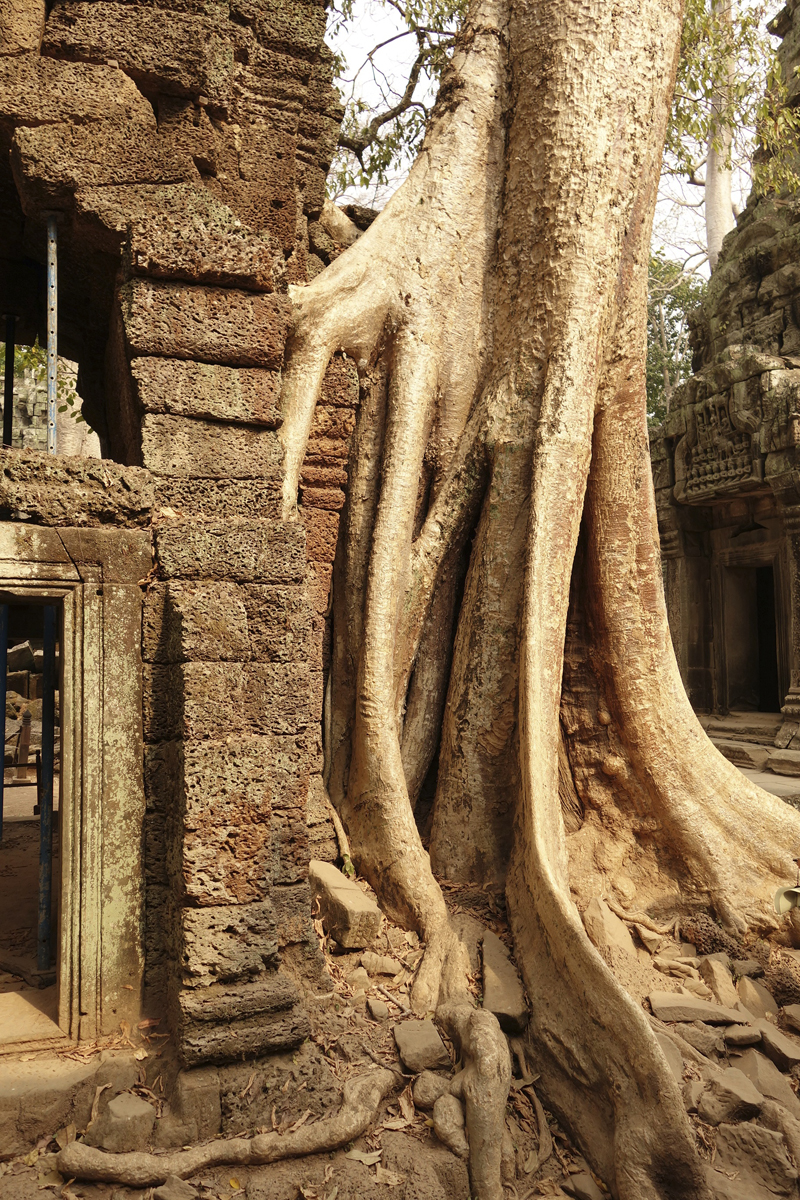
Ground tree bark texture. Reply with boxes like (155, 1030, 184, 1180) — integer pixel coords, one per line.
(278, 0, 800, 1196)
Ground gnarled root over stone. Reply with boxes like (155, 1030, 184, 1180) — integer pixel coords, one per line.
(56, 1069, 395, 1186)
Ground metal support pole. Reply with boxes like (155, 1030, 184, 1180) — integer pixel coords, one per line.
(3, 314, 15, 448)
(0, 605, 6, 843)
(46, 216, 57, 456)
(37, 604, 56, 971)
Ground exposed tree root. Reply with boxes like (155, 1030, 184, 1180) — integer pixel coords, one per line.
(55, 1070, 396, 1186)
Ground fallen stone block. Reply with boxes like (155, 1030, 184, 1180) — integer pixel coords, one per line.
(697, 1069, 762, 1125)
(346, 966, 370, 991)
(724, 1024, 761, 1047)
(684, 1078, 705, 1111)
(634, 923, 661, 953)
(729, 1047, 800, 1119)
(308, 860, 382, 949)
(737, 977, 778, 1019)
(648, 991, 742, 1024)
(481, 930, 528, 1034)
(394, 1019, 451, 1073)
(85, 1092, 156, 1153)
(753, 1019, 800, 1071)
(732, 958, 763, 978)
(679, 1021, 724, 1057)
(699, 958, 739, 1008)
(7, 640, 34, 672)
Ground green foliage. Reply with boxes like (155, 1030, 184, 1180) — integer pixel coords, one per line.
(0, 340, 87, 426)
(647, 255, 707, 426)
(327, 0, 467, 194)
(666, 0, 800, 198)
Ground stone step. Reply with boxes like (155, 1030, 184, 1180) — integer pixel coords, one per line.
(706, 712, 783, 746)
(767, 749, 800, 777)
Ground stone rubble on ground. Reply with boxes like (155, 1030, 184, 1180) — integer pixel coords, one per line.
(561, 1172, 606, 1200)
(153, 1177, 198, 1200)
(361, 950, 403, 975)
(737, 976, 779, 1019)
(366, 996, 390, 1021)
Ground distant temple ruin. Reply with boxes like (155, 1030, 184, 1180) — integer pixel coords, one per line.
(652, 2, 800, 775)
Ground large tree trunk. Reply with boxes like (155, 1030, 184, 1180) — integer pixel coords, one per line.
(278, 0, 800, 1196)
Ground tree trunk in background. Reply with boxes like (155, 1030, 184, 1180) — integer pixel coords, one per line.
(706, 0, 736, 268)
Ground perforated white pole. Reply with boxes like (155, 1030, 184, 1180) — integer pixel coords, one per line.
(46, 215, 57, 455)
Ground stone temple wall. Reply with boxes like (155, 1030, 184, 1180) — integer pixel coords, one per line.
(652, 0, 800, 762)
(0, 0, 350, 1069)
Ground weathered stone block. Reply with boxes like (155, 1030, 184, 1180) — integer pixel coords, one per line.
(271, 808, 310, 885)
(143, 581, 251, 664)
(155, 520, 305, 582)
(696, 1068, 762, 1125)
(300, 507, 339, 564)
(768, 748, 800, 776)
(130, 221, 280, 291)
(241, 585, 311, 662)
(0, 58, 151, 127)
(121, 279, 291, 368)
(141, 414, 282, 479)
(43, 4, 234, 106)
(143, 661, 310, 740)
(175, 976, 309, 1066)
(132, 359, 281, 426)
(180, 902, 279, 988)
(0, 0, 44, 54)
(211, 178, 296, 252)
(13, 121, 193, 209)
(309, 859, 382, 948)
(0, 451, 153, 528)
(84, 1093, 157, 1152)
(648, 992, 742, 1024)
(154, 477, 283, 521)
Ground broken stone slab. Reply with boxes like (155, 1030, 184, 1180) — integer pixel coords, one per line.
(481, 930, 528, 1035)
(654, 1031, 684, 1082)
(582, 897, 637, 957)
(783, 1002, 800, 1034)
(360, 951, 403, 976)
(737, 977, 778, 1019)
(679, 1021, 724, 1057)
(753, 1019, 800, 1071)
(724, 1024, 762, 1047)
(367, 997, 389, 1022)
(768, 749, 800, 777)
(699, 958, 739, 1008)
(153, 1178, 198, 1200)
(648, 991, 743, 1024)
(308, 860, 382, 950)
(561, 1173, 605, 1200)
(696, 1068, 763, 1125)
(715, 1121, 798, 1197)
(729, 1047, 800, 1119)
(84, 1092, 157, 1153)
(394, 1019, 451, 1073)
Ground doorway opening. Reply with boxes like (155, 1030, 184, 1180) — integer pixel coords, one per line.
(0, 600, 62, 1046)
(723, 563, 781, 712)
